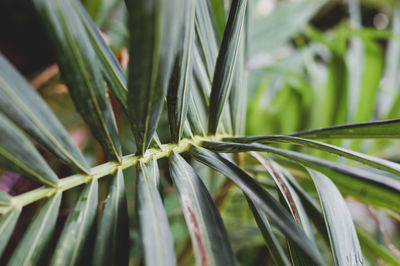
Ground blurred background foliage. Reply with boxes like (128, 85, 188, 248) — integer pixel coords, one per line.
(0, 0, 399, 265)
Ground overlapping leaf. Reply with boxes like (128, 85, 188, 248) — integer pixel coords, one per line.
(34, 0, 122, 161)
(73, 0, 128, 110)
(0, 191, 11, 206)
(202, 141, 400, 213)
(167, 0, 196, 142)
(126, 0, 182, 154)
(226, 135, 400, 177)
(169, 152, 238, 266)
(189, 146, 325, 265)
(0, 55, 89, 173)
(0, 208, 21, 257)
(7, 193, 61, 266)
(51, 179, 98, 266)
(292, 119, 400, 139)
(308, 169, 364, 266)
(208, 0, 247, 134)
(0, 113, 58, 187)
(137, 159, 176, 266)
(92, 169, 129, 266)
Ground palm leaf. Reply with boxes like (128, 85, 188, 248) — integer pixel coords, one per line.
(34, 0, 122, 162)
(0, 208, 21, 257)
(208, 0, 247, 134)
(7, 193, 62, 266)
(169, 152, 238, 266)
(225, 135, 400, 177)
(292, 119, 400, 139)
(202, 141, 400, 213)
(0, 113, 58, 187)
(51, 179, 98, 266)
(126, 0, 182, 154)
(0, 191, 11, 206)
(92, 169, 129, 266)
(167, 0, 196, 142)
(0, 55, 89, 173)
(137, 159, 176, 266)
(189, 145, 325, 265)
(308, 169, 364, 266)
(246, 197, 291, 266)
(73, 0, 128, 110)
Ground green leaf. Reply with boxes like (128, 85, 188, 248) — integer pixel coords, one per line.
(246, 197, 291, 266)
(189, 145, 325, 265)
(187, 79, 208, 136)
(0, 113, 58, 187)
(252, 154, 317, 266)
(137, 159, 176, 266)
(357, 226, 400, 265)
(308, 169, 364, 266)
(167, 0, 196, 142)
(195, 0, 219, 78)
(202, 141, 400, 213)
(0, 191, 11, 206)
(229, 32, 247, 136)
(126, 0, 182, 154)
(0, 54, 89, 173)
(51, 179, 98, 266)
(225, 135, 400, 177)
(208, 0, 247, 134)
(7, 193, 62, 266)
(0, 208, 21, 257)
(250, 0, 326, 55)
(34, 0, 122, 162)
(92, 169, 129, 266)
(292, 119, 400, 139)
(73, 1, 128, 110)
(168, 152, 238, 266)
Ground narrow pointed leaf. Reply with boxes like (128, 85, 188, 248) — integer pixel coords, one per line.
(0, 113, 58, 187)
(167, 0, 196, 142)
(209, 0, 226, 39)
(0, 208, 21, 257)
(246, 197, 291, 266)
(0, 191, 11, 206)
(169, 152, 238, 266)
(189, 146, 325, 265)
(137, 159, 176, 266)
(0, 55, 89, 173)
(93, 169, 129, 266)
(208, 0, 247, 134)
(126, 0, 182, 154)
(7, 193, 62, 266)
(251, 154, 317, 266)
(308, 169, 364, 266)
(292, 119, 400, 139)
(73, 1, 128, 110)
(202, 141, 400, 213)
(195, 0, 219, 78)
(226, 135, 400, 178)
(51, 179, 98, 266)
(34, 0, 122, 161)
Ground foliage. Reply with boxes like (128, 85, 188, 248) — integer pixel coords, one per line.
(0, 0, 399, 265)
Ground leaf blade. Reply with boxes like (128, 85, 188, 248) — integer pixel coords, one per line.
(51, 179, 98, 266)
(208, 0, 247, 134)
(189, 145, 325, 265)
(0, 208, 21, 257)
(308, 169, 364, 266)
(0, 113, 58, 187)
(169, 152, 238, 266)
(92, 169, 129, 266)
(0, 54, 89, 173)
(7, 193, 62, 266)
(137, 159, 176, 266)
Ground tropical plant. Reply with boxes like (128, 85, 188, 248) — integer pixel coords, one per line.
(0, 0, 399, 265)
